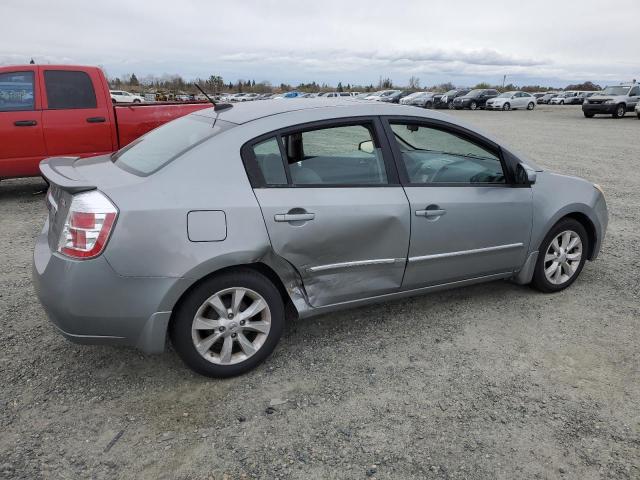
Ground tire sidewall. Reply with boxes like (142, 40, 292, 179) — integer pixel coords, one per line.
(170, 270, 285, 377)
(470, 101, 477, 110)
(532, 218, 589, 293)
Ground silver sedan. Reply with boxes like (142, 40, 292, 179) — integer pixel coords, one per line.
(33, 99, 608, 377)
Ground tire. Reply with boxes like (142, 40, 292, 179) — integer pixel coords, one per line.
(425, 101, 433, 109)
(470, 101, 477, 110)
(559, 100, 564, 105)
(170, 269, 285, 378)
(111, 98, 116, 104)
(527, 102, 535, 110)
(531, 218, 589, 293)
(448, 102, 455, 110)
(583, 111, 595, 118)
(502, 102, 511, 111)
(612, 104, 625, 118)
(133, 99, 141, 103)
(637, 113, 640, 120)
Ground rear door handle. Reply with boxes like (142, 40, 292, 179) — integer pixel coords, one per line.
(274, 213, 315, 222)
(14, 120, 37, 127)
(86, 116, 106, 123)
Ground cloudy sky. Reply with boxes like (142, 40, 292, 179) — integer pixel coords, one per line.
(2, 0, 638, 88)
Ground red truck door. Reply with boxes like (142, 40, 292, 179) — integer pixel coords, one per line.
(0, 68, 47, 178)
(40, 67, 115, 157)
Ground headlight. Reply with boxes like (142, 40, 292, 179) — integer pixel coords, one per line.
(603, 99, 614, 104)
(593, 183, 605, 196)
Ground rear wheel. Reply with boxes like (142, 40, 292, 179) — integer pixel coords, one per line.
(502, 102, 511, 111)
(527, 102, 535, 110)
(531, 218, 588, 293)
(470, 101, 477, 110)
(170, 269, 285, 377)
(612, 104, 626, 118)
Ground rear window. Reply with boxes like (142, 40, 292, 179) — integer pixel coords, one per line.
(113, 115, 234, 176)
(44, 70, 97, 109)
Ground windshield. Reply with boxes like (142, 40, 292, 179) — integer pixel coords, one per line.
(600, 86, 630, 96)
(113, 115, 234, 176)
(498, 92, 514, 98)
(444, 90, 458, 96)
(466, 89, 482, 97)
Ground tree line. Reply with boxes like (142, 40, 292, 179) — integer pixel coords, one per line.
(108, 73, 603, 95)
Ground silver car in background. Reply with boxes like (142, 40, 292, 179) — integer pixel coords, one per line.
(33, 99, 608, 377)
(485, 91, 537, 110)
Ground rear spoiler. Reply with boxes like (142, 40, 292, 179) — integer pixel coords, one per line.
(39, 157, 97, 193)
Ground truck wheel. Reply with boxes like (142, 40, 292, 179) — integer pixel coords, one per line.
(612, 104, 626, 118)
(583, 111, 594, 118)
(470, 101, 477, 110)
(170, 269, 285, 378)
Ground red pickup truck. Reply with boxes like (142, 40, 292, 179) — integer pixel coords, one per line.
(0, 65, 210, 179)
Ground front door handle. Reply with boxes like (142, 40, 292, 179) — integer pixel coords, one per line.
(14, 120, 37, 127)
(274, 213, 315, 222)
(86, 116, 106, 123)
(416, 206, 446, 218)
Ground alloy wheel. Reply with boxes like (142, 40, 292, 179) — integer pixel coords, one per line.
(543, 230, 583, 285)
(191, 287, 271, 365)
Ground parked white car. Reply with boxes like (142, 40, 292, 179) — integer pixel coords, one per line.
(485, 91, 536, 110)
(550, 92, 578, 105)
(235, 93, 261, 102)
(110, 90, 144, 104)
(324, 92, 352, 98)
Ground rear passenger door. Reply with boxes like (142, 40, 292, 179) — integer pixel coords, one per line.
(41, 68, 115, 157)
(243, 118, 411, 307)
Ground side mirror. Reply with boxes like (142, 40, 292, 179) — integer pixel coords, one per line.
(358, 140, 374, 154)
(516, 163, 536, 185)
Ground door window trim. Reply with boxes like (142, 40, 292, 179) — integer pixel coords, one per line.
(380, 115, 521, 187)
(241, 116, 400, 188)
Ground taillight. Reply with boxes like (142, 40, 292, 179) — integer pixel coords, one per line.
(57, 190, 118, 259)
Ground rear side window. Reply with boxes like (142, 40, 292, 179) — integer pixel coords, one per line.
(113, 115, 234, 176)
(283, 124, 388, 185)
(44, 70, 97, 109)
(0, 71, 34, 112)
(252, 137, 287, 185)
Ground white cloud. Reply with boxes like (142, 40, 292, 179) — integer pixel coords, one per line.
(1, 0, 638, 87)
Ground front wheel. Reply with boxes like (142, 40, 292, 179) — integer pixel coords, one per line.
(170, 269, 285, 377)
(470, 101, 477, 110)
(425, 101, 433, 109)
(583, 111, 595, 118)
(612, 104, 626, 118)
(527, 102, 535, 110)
(559, 100, 564, 105)
(448, 102, 455, 110)
(531, 218, 588, 293)
(133, 99, 141, 103)
(502, 102, 511, 111)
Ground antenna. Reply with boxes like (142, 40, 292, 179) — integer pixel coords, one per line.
(195, 83, 232, 112)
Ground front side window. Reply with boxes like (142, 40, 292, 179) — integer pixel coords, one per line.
(389, 122, 505, 184)
(0, 71, 34, 112)
(114, 115, 234, 176)
(44, 70, 97, 109)
(281, 124, 388, 185)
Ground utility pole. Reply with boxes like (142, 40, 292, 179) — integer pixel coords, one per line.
(502, 74, 507, 88)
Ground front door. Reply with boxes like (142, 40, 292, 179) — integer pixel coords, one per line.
(41, 68, 114, 157)
(0, 69, 46, 178)
(244, 119, 411, 307)
(384, 119, 532, 289)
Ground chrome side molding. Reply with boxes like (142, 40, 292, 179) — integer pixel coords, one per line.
(308, 258, 404, 273)
(409, 243, 524, 263)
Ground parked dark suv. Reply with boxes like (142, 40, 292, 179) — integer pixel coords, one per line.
(453, 89, 499, 110)
(434, 89, 471, 109)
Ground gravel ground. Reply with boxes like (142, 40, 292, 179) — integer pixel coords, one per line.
(0, 105, 638, 480)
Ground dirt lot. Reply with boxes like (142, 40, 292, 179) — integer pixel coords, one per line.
(1, 105, 638, 480)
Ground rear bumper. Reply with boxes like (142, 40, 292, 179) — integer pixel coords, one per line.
(582, 103, 617, 114)
(32, 222, 177, 354)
